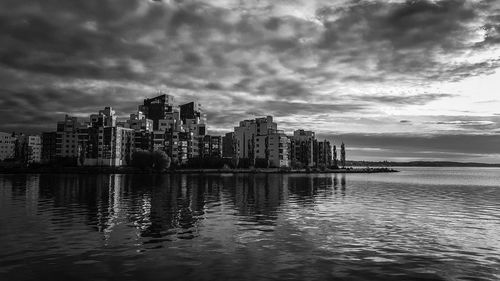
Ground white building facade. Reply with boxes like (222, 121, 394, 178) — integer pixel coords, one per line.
(27, 135, 41, 164)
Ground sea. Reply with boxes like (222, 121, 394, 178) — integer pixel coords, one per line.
(0, 167, 499, 281)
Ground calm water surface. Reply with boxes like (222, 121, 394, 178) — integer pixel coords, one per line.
(0, 167, 499, 281)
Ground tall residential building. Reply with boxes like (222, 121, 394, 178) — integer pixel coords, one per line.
(127, 111, 153, 132)
(234, 116, 289, 167)
(291, 129, 315, 167)
(234, 116, 277, 161)
(83, 107, 134, 166)
(158, 108, 183, 161)
(138, 93, 207, 164)
(314, 139, 332, 168)
(180, 101, 206, 160)
(56, 115, 84, 160)
(139, 93, 175, 130)
(180, 101, 203, 124)
(126, 111, 154, 151)
(0, 132, 16, 161)
(255, 131, 290, 168)
(90, 106, 117, 127)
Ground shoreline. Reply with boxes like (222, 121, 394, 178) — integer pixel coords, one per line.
(0, 167, 398, 175)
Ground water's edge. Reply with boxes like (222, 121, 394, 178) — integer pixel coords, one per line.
(0, 167, 398, 174)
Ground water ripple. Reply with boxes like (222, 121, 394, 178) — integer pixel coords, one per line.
(0, 169, 499, 281)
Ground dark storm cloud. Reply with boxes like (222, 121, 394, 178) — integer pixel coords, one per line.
(0, 0, 497, 94)
(316, 0, 498, 80)
(0, 85, 144, 132)
(0, 5, 156, 81)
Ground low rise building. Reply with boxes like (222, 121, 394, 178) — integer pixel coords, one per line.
(0, 132, 16, 161)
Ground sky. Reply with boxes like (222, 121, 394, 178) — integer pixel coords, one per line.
(0, 0, 499, 163)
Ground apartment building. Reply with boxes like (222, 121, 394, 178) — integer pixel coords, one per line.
(56, 115, 84, 159)
(234, 116, 289, 167)
(291, 129, 315, 167)
(255, 131, 290, 167)
(200, 135, 223, 158)
(234, 116, 277, 160)
(27, 135, 41, 164)
(83, 107, 134, 166)
(0, 132, 16, 161)
(314, 139, 333, 168)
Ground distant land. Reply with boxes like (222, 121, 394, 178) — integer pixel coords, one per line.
(347, 161, 500, 167)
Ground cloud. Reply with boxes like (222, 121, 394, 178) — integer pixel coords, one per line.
(315, 0, 500, 81)
(318, 132, 500, 160)
(435, 120, 495, 126)
(349, 93, 455, 105)
(0, 0, 499, 162)
(434, 120, 497, 131)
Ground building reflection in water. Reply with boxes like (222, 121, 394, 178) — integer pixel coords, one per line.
(341, 173, 347, 196)
(140, 174, 288, 241)
(0, 173, 347, 245)
(228, 174, 285, 220)
(287, 174, 342, 204)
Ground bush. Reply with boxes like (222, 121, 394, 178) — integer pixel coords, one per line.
(152, 150, 171, 172)
(131, 149, 171, 172)
(291, 161, 305, 169)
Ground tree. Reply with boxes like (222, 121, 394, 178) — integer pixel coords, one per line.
(152, 150, 171, 172)
(340, 142, 346, 168)
(131, 149, 153, 171)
